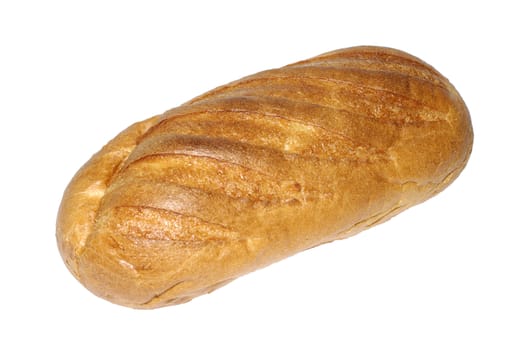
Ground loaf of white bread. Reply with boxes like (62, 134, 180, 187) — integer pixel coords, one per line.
(57, 46, 473, 308)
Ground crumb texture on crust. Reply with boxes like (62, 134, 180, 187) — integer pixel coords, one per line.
(56, 46, 473, 309)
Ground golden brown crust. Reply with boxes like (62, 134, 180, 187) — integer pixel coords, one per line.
(56, 46, 473, 308)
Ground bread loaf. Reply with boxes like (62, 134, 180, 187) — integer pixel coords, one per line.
(56, 46, 473, 309)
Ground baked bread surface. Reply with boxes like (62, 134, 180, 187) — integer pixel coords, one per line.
(57, 46, 473, 308)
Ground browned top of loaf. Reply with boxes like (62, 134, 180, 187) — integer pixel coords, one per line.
(57, 46, 473, 308)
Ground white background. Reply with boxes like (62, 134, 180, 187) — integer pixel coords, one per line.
(1, 1, 521, 349)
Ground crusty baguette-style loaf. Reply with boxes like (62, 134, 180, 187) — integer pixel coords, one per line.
(57, 46, 473, 309)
